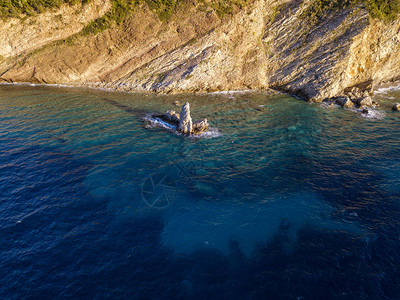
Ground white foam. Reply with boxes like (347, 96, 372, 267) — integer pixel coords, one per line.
(208, 89, 255, 95)
(0, 81, 76, 89)
(321, 102, 386, 120)
(375, 84, 400, 94)
(350, 107, 386, 120)
(144, 114, 177, 131)
(0, 81, 132, 94)
(189, 127, 222, 139)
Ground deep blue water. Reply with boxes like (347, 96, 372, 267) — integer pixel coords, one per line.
(1, 84, 400, 299)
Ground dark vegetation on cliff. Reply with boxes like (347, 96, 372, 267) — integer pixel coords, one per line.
(367, 0, 400, 20)
(81, 0, 179, 35)
(0, 0, 89, 18)
(1, 0, 398, 25)
(81, 0, 247, 35)
(303, 0, 400, 24)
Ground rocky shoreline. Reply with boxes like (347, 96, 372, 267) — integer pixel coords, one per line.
(1, 0, 400, 102)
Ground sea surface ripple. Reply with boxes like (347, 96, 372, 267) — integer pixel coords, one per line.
(1, 85, 400, 299)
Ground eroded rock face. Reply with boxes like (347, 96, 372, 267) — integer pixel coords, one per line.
(179, 102, 193, 134)
(193, 118, 209, 133)
(1, 0, 400, 100)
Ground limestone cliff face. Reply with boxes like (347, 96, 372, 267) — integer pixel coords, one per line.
(0, 0, 399, 100)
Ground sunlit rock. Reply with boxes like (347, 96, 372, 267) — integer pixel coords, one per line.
(179, 102, 193, 135)
(149, 102, 209, 135)
(357, 96, 373, 107)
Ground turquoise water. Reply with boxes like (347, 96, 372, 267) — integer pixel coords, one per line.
(1, 84, 400, 299)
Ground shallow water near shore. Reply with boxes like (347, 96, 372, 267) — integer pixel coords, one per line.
(1, 84, 400, 299)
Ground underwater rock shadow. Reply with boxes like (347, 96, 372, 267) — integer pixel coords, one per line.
(101, 98, 148, 117)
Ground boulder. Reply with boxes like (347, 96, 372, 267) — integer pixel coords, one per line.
(347, 87, 363, 99)
(335, 96, 354, 108)
(179, 102, 193, 134)
(393, 103, 400, 111)
(193, 118, 209, 133)
(357, 96, 373, 107)
(344, 81, 374, 99)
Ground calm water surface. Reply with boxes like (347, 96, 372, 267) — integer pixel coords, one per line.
(0, 84, 400, 299)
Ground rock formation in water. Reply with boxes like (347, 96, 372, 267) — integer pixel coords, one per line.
(0, 0, 399, 102)
(151, 102, 208, 135)
(179, 102, 193, 134)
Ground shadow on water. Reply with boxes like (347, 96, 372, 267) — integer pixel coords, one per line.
(101, 98, 148, 117)
(38, 216, 398, 300)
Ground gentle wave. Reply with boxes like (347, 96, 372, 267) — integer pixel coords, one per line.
(321, 102, 386, 120)
(1, 85, 400, 299)
(375, 84, 400, 94)
(351, 107, 386, 120)
(0, 81, 77, 89)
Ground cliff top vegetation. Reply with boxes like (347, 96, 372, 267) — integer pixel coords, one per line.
(303, 0, 400, 24)
(0, 0, 398, 32)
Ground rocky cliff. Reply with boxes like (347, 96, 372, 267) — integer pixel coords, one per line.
(1, 0, 399, 101)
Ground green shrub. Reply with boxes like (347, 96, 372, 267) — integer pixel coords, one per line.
(302, 0, 400, 24)
(0, 0, 90, 18)
(80, 0, 138, 35)
(367, 0, 400, 20)
(80, 0, 180, 35)
(145, 0, 178, 22)
(301, 0, 358, 24)
(211, 0, 247, 17)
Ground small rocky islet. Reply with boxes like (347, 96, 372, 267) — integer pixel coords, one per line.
(149, 102, 209, 135)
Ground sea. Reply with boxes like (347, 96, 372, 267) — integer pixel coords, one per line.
(0, 84, 399, 299)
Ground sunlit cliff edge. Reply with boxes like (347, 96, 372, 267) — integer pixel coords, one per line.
(0, 0, 399, 101)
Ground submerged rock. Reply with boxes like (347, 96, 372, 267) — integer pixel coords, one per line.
(393, 103, 400, 111)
